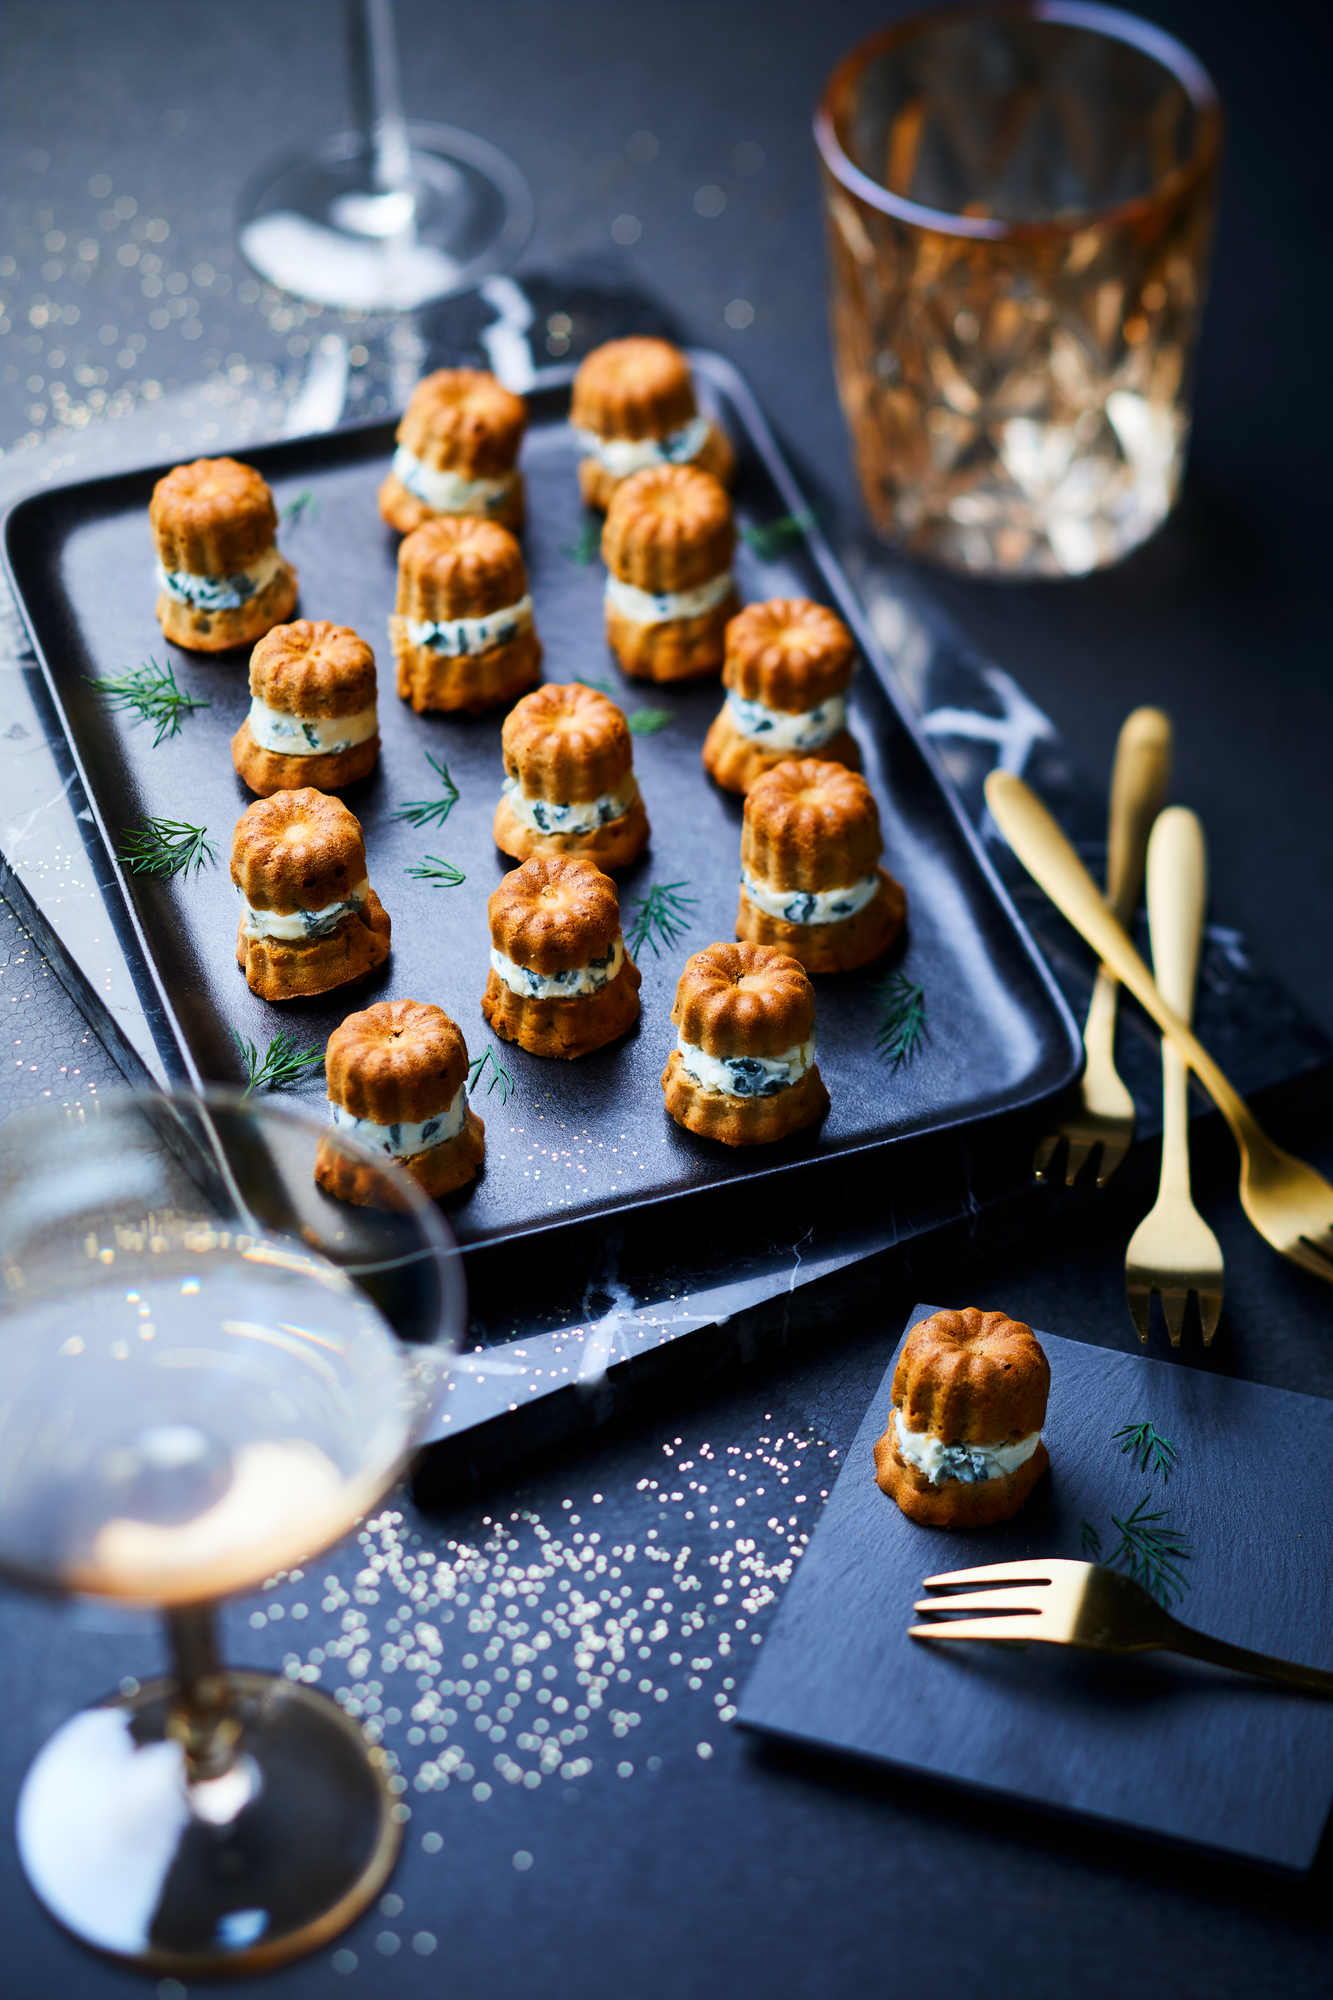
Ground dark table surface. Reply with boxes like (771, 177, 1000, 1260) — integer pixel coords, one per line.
(3, 4, 1333, 1997)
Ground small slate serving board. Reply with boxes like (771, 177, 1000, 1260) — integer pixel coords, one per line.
(738, 1304, 1333, 1872)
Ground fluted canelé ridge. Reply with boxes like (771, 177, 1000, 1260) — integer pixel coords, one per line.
(742, 760, 882, 892)
(571, 336, 698, 442)
(488, 856, 623, 975)
(601, 464, 734, 593)
(892, 1308, 1050, 1445)
(149, 457, 279, 575)
(396, 368, 527, 476)
(230, 788, 368, 914)
(670, 941, 815, 1060)
(395, 516, 529, 623)
(723, 598, 856, 712)
(249, 621, 376, 720)
(325, 999, 469, 1126)
(502, 683, 634, 803)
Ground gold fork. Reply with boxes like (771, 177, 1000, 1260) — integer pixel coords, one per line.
(1033, 706, 1173, 1186)
(986, 768, 1333, 1284)
(1124, 807, 1224, 1344)
(910, 1559, 1333, 1696)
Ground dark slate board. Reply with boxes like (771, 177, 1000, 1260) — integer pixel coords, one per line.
(737, 1303, 1333, 1873)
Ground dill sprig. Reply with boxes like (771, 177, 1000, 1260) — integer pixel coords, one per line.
(562, 518, 601, 565)
(1079, 1518, 1103, 1560)
(406, 855, 466, 887)
(468, 1044, 515, 1104)
(741, 510, 815, 560)
(625, 880, 697, 960)
(392, 754, 460, 830)
(281, 488, 321, 527)
(574, 674, 618, 696)
(231, 1027, 324, 1097)
(87, 658, 210, 747)
(1107, 1494, 1192, 1607)
(627, 707, 675, 736)
(1113, 1420, 1178, 1482)
(871, 971, 928, 1068)
(118, 814, 218, 880)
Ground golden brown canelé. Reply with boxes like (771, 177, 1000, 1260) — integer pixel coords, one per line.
(314, 999, 485, 1208)
(492, 682, 650, 870)
(231, 787, 390, 1001)
(231, 621, 379, 796)
(702, 598, 862, 794)
(377, 368, 527, 534)
(481, 855, 641, 1059)
(661, 940, 829, 1146)
(736, 760, 907, 974)
(873, 1307, 1051, 1529)
(150, 457, 298, 652)
(570, 336, 736, 510)
(601, 464, 739, 682)
(390, 515, 542, 714)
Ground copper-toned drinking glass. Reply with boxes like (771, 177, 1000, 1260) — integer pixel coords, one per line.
(816, 2, 1222, 577)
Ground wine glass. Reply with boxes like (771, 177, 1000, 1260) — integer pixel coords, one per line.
(1, 1089, 466, 1976)
(236, 0, 533, 311)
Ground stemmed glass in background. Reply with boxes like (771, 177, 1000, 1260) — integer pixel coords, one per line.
(2, 1091, 465, 1976)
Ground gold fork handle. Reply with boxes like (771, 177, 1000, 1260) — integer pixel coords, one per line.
(1106, 707, 1174, 927)
(1168, 1625, 1333, 1698)
(1147, 807, 1207, 1192)
(985, 772, 1258, 1153)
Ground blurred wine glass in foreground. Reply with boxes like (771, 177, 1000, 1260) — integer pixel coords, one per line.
(2, 1090, 465, 1976)
(237, 0, 533, 310)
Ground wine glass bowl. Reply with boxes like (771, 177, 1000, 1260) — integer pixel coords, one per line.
(1, 1089, 465, 1974)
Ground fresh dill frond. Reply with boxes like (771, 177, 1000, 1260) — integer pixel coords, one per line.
(1112, 1420, 1178, 1482)
(118, 815, 218, 880)
(871, 971, 928, 1068)
(1107, 1494, 1192, 1607)
(406, 855, 466, 887)
(86, 658, 210, 747)
(574, 674, 617, 695)
(468, 1044, 515, 1104)
(740, 510, 815, 560)
(627, 706, 675, 736)
(392, 754, 460, 829)
(231, 1027, 324, 1098)
(624, 880, 697, 960)
(562, 518, 601, 565)
(281, 488, 321, 527)
(1079, 1518, 1103, 1560)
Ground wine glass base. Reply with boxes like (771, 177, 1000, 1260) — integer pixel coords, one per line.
(16, 1672, 402, 1974)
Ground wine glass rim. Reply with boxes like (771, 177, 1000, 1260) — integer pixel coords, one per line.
(814, 0, 1223, 243)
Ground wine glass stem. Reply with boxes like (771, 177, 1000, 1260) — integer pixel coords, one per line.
(350, 0, 410, 192)
(166, 1603, 240, 1782)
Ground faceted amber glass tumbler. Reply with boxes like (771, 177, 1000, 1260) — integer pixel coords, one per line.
(815, 2, 1222, 577)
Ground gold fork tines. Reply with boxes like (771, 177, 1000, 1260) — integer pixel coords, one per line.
(1034, 707, 1172, 1187)
(909, 1559, 1333, 1695)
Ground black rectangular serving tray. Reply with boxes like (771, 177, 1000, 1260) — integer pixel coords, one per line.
(2, 353, 1079, 1293)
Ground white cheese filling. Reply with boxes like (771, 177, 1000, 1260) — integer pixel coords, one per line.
(573, 413, 712, 478)
(676, 1032, 816, 1100)
(490, 933, 625, 999)
(247, 697, 379, 756)
(893, 1408, 1042, 1487)
(156, 545, 285, 612)
(404, 594, 533, 656)
(391, 445, 517, 515)
(329, 1083, 468, 1158)
(237, 876, 369, 942)
(605, 570, 734, 628)
(740, 867, 880, 927)
(726, 688, 848, 751)
(500, 772, 638, 836)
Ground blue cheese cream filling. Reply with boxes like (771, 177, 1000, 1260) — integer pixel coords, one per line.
(574, 413, 712, 478)
(677, 1032, 816, 1099)
(404, 594, 533, 657)
(391, 445, 517, 515)
(501, 773, 639, 836)
(247, 697, 379, 756)
(893, 1408, 1042, 1487)
(491, 934, 625, 1000)
(726, 689, 848, 751)
(238, 877, 369, 943)
(741, 867, 880, 927)
(605, 570, 733, 629)
(330, 1084, 468, 1159)
(156, 544, 286, 612)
